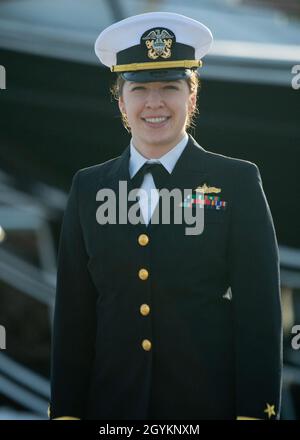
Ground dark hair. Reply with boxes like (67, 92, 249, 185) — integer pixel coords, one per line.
(110, 70, 201, 132)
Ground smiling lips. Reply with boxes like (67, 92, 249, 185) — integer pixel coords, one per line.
(142, 116, 170, 126)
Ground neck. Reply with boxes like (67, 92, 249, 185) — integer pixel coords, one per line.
(131, 132, 187, 159)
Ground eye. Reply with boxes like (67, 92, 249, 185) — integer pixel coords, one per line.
(163, 85, 179, 90)
(131, 86, 146, 91)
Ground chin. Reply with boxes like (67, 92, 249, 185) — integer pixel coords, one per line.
(148, 136, 173, 146)
(143, 130, 175, 144)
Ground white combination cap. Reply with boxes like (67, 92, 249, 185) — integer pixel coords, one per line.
(94, 11, 213, 82)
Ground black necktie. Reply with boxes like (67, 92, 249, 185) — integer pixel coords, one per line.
(131, 162, 169, 191)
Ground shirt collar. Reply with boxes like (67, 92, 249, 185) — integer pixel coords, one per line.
(129, 132, 189, 178)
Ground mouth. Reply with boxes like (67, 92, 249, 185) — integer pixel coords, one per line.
(141, 116, 171, 128)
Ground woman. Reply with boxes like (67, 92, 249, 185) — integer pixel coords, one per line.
(49, 12, 282, 420)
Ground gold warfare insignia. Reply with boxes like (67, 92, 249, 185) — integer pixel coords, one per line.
(142, 28, 175, 60)
(195, 183, 221, 194)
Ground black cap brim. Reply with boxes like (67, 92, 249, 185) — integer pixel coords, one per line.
(120, 68, 194, 83)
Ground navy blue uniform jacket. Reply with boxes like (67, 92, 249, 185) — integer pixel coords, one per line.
(49, 135, 282, 420)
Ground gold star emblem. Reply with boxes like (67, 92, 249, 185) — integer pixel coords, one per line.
(264, 403, 276, 419)
(195, 183, 221, 194)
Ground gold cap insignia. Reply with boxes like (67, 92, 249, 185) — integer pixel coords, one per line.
(142, 28, 175, 60)
(195, 183, 221, 194)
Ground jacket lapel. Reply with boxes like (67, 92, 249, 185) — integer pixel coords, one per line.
(100, 134, 209, 231)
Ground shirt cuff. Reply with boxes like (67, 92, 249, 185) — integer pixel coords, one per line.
(236, 416, 262, 420)
(48, 403, 81, 419)
(52, 417, 81, 420)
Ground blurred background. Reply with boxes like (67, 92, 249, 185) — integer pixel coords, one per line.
(0, 0, 300, 420)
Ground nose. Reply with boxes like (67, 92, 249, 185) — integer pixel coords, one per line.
(145, 88, 164, 108)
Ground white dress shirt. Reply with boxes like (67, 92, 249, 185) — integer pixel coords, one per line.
(129, 133, 189, 225)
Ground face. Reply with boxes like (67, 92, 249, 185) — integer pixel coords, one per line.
(118, 79, 196, 153)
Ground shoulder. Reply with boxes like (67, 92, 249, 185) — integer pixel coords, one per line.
(190, 135, 259, 177)
(189, 135, 263, 197)
(71, 155, 121, 189)
(78, 155, 121, 179)
(192, 138, 261, 186)
(204, 148, 259, 179)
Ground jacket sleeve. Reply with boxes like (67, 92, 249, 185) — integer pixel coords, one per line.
(228, 162, 283, 420)
(49, 170, 97, 420)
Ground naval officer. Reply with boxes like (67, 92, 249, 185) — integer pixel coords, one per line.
(49, 11, 282, 420)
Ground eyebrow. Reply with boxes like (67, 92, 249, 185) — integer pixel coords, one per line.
(129, 80, 181, 86)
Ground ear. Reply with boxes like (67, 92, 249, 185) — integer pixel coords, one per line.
(118, 96, 125, 114)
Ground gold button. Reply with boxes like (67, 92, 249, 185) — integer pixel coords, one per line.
(140, 304, 150, 316)
(138, 268, 149, 280)
(138, 234, 149, 246)
(142, 339, 152, 351)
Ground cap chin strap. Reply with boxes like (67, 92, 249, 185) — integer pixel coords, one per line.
(111, 59, 202, 72)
